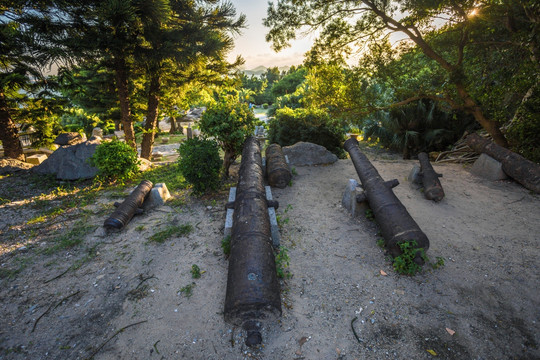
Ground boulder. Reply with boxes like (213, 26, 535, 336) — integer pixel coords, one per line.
(470, 153, 508, 181)
(282, 142, 338, 166)
(0, 159, 34, 175)
(92, 127, 103, 138)
(143, 183, 171, 210)
(54, 132, 86, 146)
(33, 139, 101, 180)
(138, 158, 153, 172)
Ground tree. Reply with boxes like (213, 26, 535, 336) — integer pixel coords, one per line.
(199, 95, 256, 177)
(264, 0, 528, 147)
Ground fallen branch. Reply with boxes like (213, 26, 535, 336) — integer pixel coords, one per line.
(32, 290, 81, 332)
(85, 320, 147, 360)
(44, 267, 71, 284)
(351, 317, 362, 344)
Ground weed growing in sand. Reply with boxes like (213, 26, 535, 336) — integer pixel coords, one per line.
(392, 240, 427, 275)
(277, 204, 292, 228)
(148, 224, 193, 244)
(179, 283, 195, 298)
(291, 167, 297, 176)
(191, 264, 201, 279)
(365, 209, 375, 221)
(135, 225, 145, 232)
(376, 238, 385, 248)
(44, 219, 97, 255)
(431, 256, 445, 269)
(221, 236, 231, 256)
(275, 246, 292, 279)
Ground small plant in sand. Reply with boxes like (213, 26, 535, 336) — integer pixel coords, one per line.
(365, 209, 375, 221)
(275, 246, 292, 279)
(392, 240, 427, 275)
(179, 283, 195, 298)
(191, 264, 202, 279)
(148, 224, 193, 244)
(221, 236, 231, 256)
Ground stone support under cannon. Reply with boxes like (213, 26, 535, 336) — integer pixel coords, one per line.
(466, 133, 540, 193)
(344, 138, 429, 263)
(418, 152, 445, 202)
(265, 143, 291, 188)
(104, 180, 153, 229)
(224, 137, 281, 347)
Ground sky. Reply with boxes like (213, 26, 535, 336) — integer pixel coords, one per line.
(228, 0, 314, 69)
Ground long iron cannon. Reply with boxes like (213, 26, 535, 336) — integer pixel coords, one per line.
(466, 133, 540, 193)
(224, 136, 281, 347)
(266, 143, 291, 188)
(344, 138, 429, 263)
(104, 180, 153, 229)
(418, 152, 445, 202)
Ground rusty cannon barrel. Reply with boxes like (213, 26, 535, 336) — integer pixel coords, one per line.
(104, 180, 153, 229)
(418, 152, 445, 202)
(466, 133, 540, 193)
(266, 143, 291, 188)
(344, 138, 429, 263)
(224, 136, 281, 347)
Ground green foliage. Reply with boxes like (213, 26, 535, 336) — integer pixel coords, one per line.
(221, 236, 231, 256)
(190, 264, 201, 279)
(276, 204, 292, 228)
(275, 246, 292, 279)
(268, 106, 346, 158)
(90, 140, 140, 181)
(179, 283, 195, 298)
(148, 224, 193, 244)
(392, 240, 427, 276)
(135, 162, 186, 192)
(376, 238, 385, 248)
(44, 219, 97, 255)
(365, 209, 375, 221)
(431, 257, 445, 270)
(177, 137, 221, 194)
(199, 95, 256, 176)
(505, 87, 540, 162)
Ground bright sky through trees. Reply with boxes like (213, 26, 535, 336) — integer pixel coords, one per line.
(228, 0, 311, 69)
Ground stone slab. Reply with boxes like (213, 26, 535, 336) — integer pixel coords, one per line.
(143, 183, 171, 210)
(471, 153, 508, 181)
(26, 154, 48, 165)
(224, 187, 236, 238)
(266, 186, 280, 247)
(342, 179, 369, 217)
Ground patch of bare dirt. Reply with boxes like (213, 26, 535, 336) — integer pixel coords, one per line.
(0, 148, 539, 359)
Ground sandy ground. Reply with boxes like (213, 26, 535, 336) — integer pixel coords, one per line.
(0, 148, 539, 360)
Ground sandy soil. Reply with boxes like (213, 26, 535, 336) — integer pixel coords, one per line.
(1, 147, 539, 360)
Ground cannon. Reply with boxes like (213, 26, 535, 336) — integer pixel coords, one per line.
(466, 133, 540, 193)
(417, 152, 445, 202)
(265, 143, 291, 188)
(224, 136, 281, 346)
(344, 138, 429, 263)
(104, 180, 153, 229)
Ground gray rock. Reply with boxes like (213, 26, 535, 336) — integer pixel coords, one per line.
(470, 153, 508, 181)
(282, 142, 338, 166)
(138, 158, 153, 172)
(53, 132, 86, 146)
(342, 179, 369, 217)
(0, 159, 34, 174)
(408, 164, 422, 185)
(143, 183, 171, 210)
(33, 139, 101, 180)
(92, 127, 103, 138)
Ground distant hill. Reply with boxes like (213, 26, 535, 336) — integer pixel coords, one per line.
(239, 65, 291, 77)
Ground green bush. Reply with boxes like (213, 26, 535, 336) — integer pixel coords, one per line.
(177, 137, 221, 194)
(90, 140, 139, 180)
(262, 103, 269, 109)
(268, 106, 346, 158)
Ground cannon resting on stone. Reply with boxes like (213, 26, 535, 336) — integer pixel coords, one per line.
(344, 138, 429, 263)
(466, 133, 540, 193)
(417, 152, 445, 202)
(224, 136, 281, 347)
(104, 180, 153, 229)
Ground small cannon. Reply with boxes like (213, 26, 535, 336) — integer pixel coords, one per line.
(224, 137, 281, 346)
(265, 143, 291, 188)
(417, 152, 445, 202)
(466, 133, 540, 193)
(104, 180, 153, 229)
(344, 138, 429, 263)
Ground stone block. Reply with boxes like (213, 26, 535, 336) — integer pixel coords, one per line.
(408, 164, 422, 185)
(471, 153, 508, 181)
(266, 186, 280, 247)
(224, 187, 236, 238)
(342, 179, 369, 217)
(114, 130, 125, 139)
(26, 154, 48, 165)
(143, 183, 171, 210)
(92, 127, 103, 138)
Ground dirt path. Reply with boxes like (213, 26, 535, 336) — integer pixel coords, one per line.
(1, 153, 539, 359)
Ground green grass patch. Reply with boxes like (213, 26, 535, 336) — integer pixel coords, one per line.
(135, 163, 187, 192)
(43, 219, 97, 255)
(221, 236, 231, 256)
(179, 283, 195, 298)
(148, 224, 193, 244)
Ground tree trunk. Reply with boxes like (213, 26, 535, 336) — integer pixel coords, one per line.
(140, 73, 160, 160)
(114, 57, 136, 149)
(169, 116, 176, 133)
(223, 150, 234, 178)
(0, 91, 24, 161)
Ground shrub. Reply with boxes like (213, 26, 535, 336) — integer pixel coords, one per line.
(199, 95, 256, 177)
(177, 137, 221, 194)
(262, 103, 269, 109)
(268, 106, 346, 158)
(90, 140, 139, 180)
